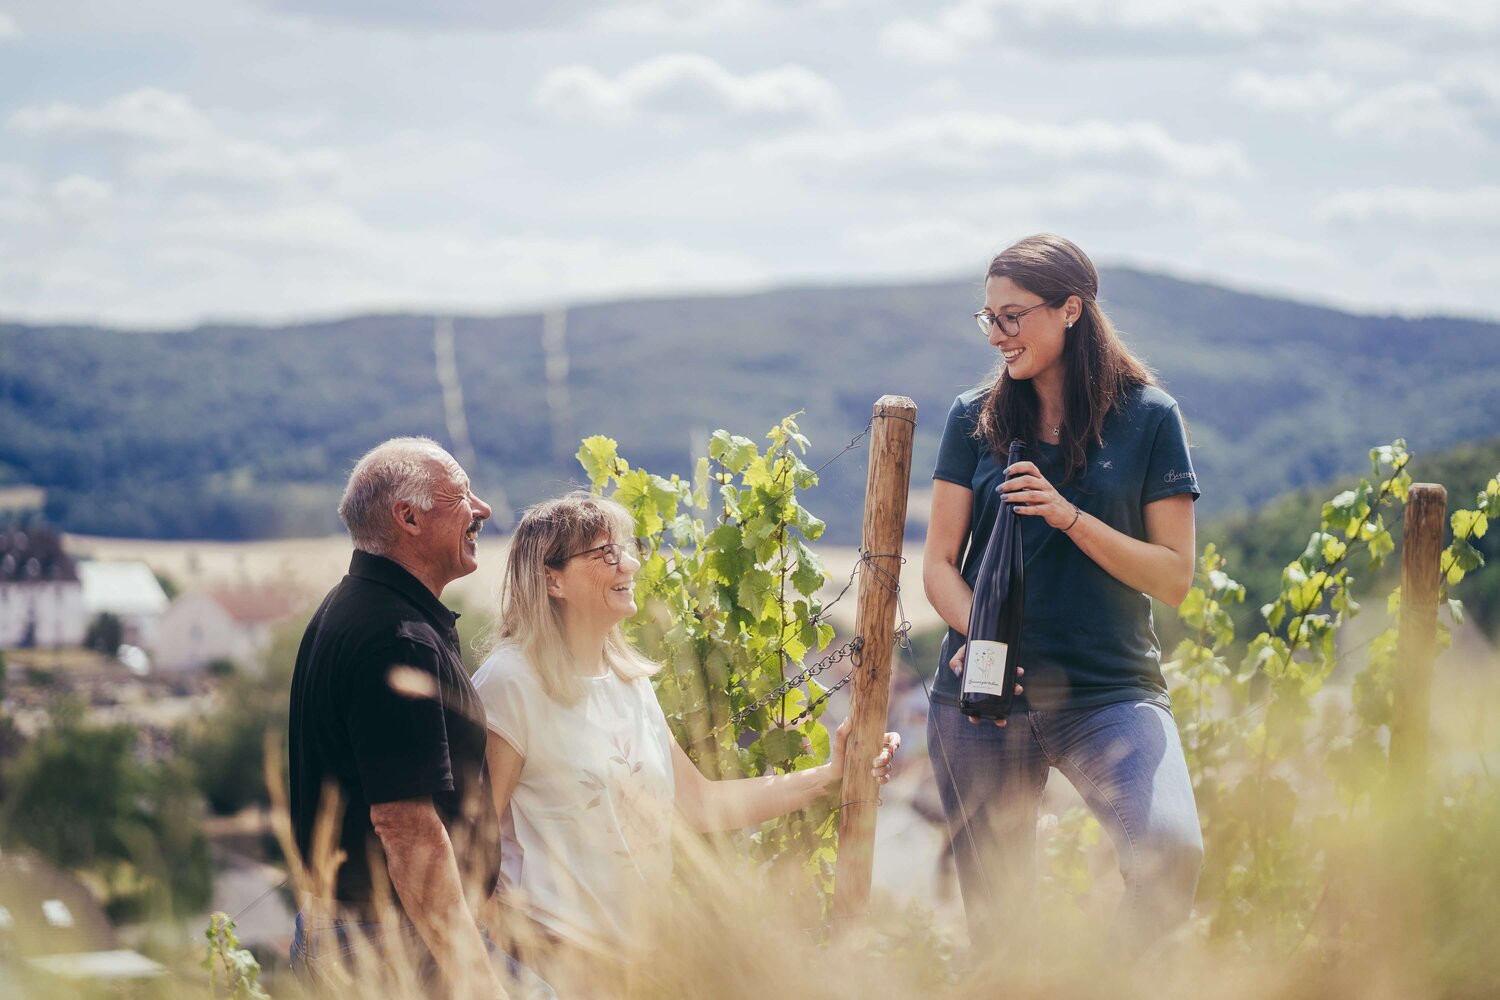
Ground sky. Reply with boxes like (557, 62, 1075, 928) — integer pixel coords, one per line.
(0, 0, 1497, 327)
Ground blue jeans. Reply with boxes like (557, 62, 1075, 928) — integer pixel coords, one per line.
(291, 911, 556, 999)
(926, 699, 1202, 955)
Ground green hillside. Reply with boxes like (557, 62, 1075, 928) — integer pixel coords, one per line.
(3, 267, 1498, 541)
(1204, 435, 1500, 638)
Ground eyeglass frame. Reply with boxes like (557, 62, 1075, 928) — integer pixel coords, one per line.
(554, 540, 639, 567)
(974, 296, 1068, 338)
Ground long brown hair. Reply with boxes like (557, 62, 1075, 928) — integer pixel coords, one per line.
(974, 233, 1155, 483)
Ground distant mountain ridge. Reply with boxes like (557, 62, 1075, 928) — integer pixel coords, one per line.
(4, 267, 1499, 540)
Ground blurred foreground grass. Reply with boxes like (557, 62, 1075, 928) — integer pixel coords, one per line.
(7, 663, 1496, 1000)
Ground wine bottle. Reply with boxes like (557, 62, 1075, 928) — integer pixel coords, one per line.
(959, 439, 1026, 720)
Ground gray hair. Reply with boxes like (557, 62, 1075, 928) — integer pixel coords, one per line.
(338, 437, 449, 555)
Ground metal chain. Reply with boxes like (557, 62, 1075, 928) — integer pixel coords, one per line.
(725, 547, 911, 730)
(728, 636, 863, 727)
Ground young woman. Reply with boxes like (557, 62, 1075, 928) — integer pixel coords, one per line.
(471, 492, 900, 979)
(923, 234, 1203, 955)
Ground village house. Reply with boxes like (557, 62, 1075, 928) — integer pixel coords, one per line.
(0, 525, 85, 649)
(151, 585, 306, 675)
(77, 560, 170, 648)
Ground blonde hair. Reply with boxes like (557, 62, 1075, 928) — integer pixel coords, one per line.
(493, 491, 660, 705)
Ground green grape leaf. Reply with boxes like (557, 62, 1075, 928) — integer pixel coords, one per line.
(804, 720, 831, 761)
(757, 728, 806, 769)
(1452, 508, 1488, 541)
(789, 536, 828, 598)
(577, 435, 622, 488)
(710, 430, 758, 473)
(792, 502, 826, 541)
(736, 568, 777, 616)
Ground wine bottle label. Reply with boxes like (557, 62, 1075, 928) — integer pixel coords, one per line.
(961, 639, 1009, 697)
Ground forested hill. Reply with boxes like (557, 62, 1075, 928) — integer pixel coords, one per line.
(4, 267, 1499, 540)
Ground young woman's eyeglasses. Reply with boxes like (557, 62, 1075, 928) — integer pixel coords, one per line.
(561, 540, 640, 566)
(974, 298, 1064, 338)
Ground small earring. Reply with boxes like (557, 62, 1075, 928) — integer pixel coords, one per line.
(1066, 322, 1073, 329)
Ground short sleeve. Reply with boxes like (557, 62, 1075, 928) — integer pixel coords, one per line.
(343, 637, 455, 805)
(635, 675, 671, 735)
(933, 395, 980, 487)
(1141, 404, 1201, 505)
(471, 646, 531, 758)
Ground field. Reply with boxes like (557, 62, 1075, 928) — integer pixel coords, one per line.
(64, 530, 948, 635)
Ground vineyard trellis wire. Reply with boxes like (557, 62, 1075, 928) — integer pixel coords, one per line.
(580, 407, 920, 913)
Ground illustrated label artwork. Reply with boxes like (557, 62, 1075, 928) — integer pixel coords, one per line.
(963, 639, 1009, 696)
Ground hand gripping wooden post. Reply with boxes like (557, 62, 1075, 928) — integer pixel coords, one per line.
(832, 395, 916, 923)
(1389, 483, 1448, 789)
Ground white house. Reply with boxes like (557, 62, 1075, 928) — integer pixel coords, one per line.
(151, 586, 306, 675)
(77, 560, 170, 648)
(0, 526, 86, 649)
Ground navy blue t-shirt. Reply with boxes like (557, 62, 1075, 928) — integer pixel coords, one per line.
(931, 383, 1200, 712)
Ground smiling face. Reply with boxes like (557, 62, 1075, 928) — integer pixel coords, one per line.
(547, 531, 641, 631)
(415, 457, 492, 588)
(983, 275, 1074, 384)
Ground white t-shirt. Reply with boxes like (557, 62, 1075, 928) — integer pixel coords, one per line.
(472, 644, 676, 951)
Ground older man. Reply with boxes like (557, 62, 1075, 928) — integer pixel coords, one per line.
(288, 437, 527, 998)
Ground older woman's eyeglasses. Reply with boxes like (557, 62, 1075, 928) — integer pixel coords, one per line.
(562, 540, 640, 566)
(975, 298, 1064, 338)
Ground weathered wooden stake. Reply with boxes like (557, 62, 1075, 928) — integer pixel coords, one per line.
(832, 395, 916, 923)
(1389, 483, 1447, 788)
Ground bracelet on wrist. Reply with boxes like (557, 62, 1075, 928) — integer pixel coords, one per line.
(1061, 504, 1082, 532)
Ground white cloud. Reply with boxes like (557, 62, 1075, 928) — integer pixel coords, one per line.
(8, 87, 345, 186)
(4, 191, 774, 325)
(249, 0, 603, 32)
(745, 112, 1252, 180)
(1230, 70, 1352, 112)
(0, 12, 18, 39)
(1315, 185, 1500, 225)
(535, 53, 842, 127)
(250, 0, 828, 36)
(1439, 64, 1500, 119)
(588, 0, 834, 35)
(879, 3, 994, 64)
(847, 176, 1248, 274)
(877, 0, 1275, 63)
(133, 140, 341, 184)
(879, 0, 1499, 64)
(1333, 82, 1482, 141)
(0, 164, 37, 225)
(1307, 35, 1415, 71)
(49, 174, 113, 211)
(0, 162, 32, 195)
(9, 87, 212, 143)
(2, 0, 1497, 324)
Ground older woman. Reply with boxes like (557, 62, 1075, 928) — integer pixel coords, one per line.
(471, 492, 899, 975)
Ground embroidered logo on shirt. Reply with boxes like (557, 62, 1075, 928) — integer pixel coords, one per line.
(1099, 460, 1113, 469)
(1163, 470, 1197, 484)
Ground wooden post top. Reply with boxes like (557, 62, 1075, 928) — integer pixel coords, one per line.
(873, 395, 916, 414)
(1407, 483, 1448, 505)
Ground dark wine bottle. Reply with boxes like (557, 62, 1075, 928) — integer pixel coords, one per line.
(959, 439, 1026, 720)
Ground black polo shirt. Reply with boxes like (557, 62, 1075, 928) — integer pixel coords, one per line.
(288, 551, 496, 912)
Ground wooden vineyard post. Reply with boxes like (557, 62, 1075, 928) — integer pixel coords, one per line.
(1389, 483, 1447, 790)
(832, 395, 916, 923)
(1375, 486, 1447, 996)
